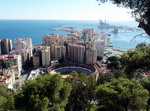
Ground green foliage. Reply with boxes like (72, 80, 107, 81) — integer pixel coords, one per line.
(97, 56, 103, 61)
(136, 42, 148, 49)
(113, 70, 126, 78)
(0, 96, 7, 111)
(97, 0, 150, 36)
(107, 56, 121, 70)
(95, 78, 149, 111)
(15, 74, 72, 111)
(120, 45, 150, 78)
(89, 104, 98, 111)
(97, 70, 127, 85)
(65, 72, 97, 111)
(140, 77, 150, 111)
(107, 56, 118, 62)
(0, 84, 15, 111)
(97, 72, 114, 84)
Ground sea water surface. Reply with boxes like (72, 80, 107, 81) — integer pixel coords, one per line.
(0, 20, 149, 50)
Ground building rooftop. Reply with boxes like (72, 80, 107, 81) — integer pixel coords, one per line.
(0, 54, 20, 60)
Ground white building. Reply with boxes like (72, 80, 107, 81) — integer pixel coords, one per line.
(0, 54, 22, 78)
(42, 47, 51, 66)
(14, 38, 33, 56)
(10, 49, 30, 66)
(99, 34, 109, 46)
(14, 38, 32, 50)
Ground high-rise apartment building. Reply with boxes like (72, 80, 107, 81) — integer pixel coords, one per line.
(10, 49, 30, 66)
(42, 47, 51, 66)
(95, 39, 105, 57)
(14, 38, 32, 50)
(1, 39, 12, 55)
(83, 29, 94, 41)
(50, 43, 60, 60)
(33, 53, 40, 68)
(99, 34, 109, 46)
(82, 32, 89, 42)
(54, 46, 66, 60)
(68, 44, 85, 63)
(86, 47, 97, 64)
(14, 38, 33, 57)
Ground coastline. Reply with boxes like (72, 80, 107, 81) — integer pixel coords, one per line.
(51, 25, 79, 32)
(0, 20, 149, 49)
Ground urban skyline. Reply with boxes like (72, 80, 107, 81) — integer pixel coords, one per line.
(0, 28, 111, 88)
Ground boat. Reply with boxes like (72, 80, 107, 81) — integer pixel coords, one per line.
(98, 19, 110, 29)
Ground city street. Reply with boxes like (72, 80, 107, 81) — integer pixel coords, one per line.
(15, 69, 31, 87)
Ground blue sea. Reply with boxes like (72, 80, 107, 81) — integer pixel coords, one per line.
(0, 20, 150, 50)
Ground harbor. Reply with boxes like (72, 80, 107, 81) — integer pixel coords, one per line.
(98, 19, 144, 33)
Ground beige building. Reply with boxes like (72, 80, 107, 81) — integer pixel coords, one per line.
(50, 43, 60, 60)
(33, 53, 40, 68)
(86, 46, 97, 64)
(43, 34, 59, 45)
(53, 46, 66, 60)
(66, 34, 79, 44)
(42, 47, 51, 66)
(68, 44, 85, 63)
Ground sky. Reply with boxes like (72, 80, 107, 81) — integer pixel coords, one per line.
(0, 0, 134, 21)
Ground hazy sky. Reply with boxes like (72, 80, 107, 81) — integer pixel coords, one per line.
(0, 0, 134, 21)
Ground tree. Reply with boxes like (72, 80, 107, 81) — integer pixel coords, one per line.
(140, 77, 150, 111)
(65, 72, 97, 111)
(0, 84, 15, 111)
(107, 56, 121, 70)
(97, 72, 114, 84)
(97, 0, 150, 36)
(136, 42, 148, 49)
(15, 74, 72, 111)
(97, 56, 103, 61)
(120, 45, 150, 78)
(107, 56, 118, 62)
(113, 70, 126, 78)
(95, 78, 149, 111)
